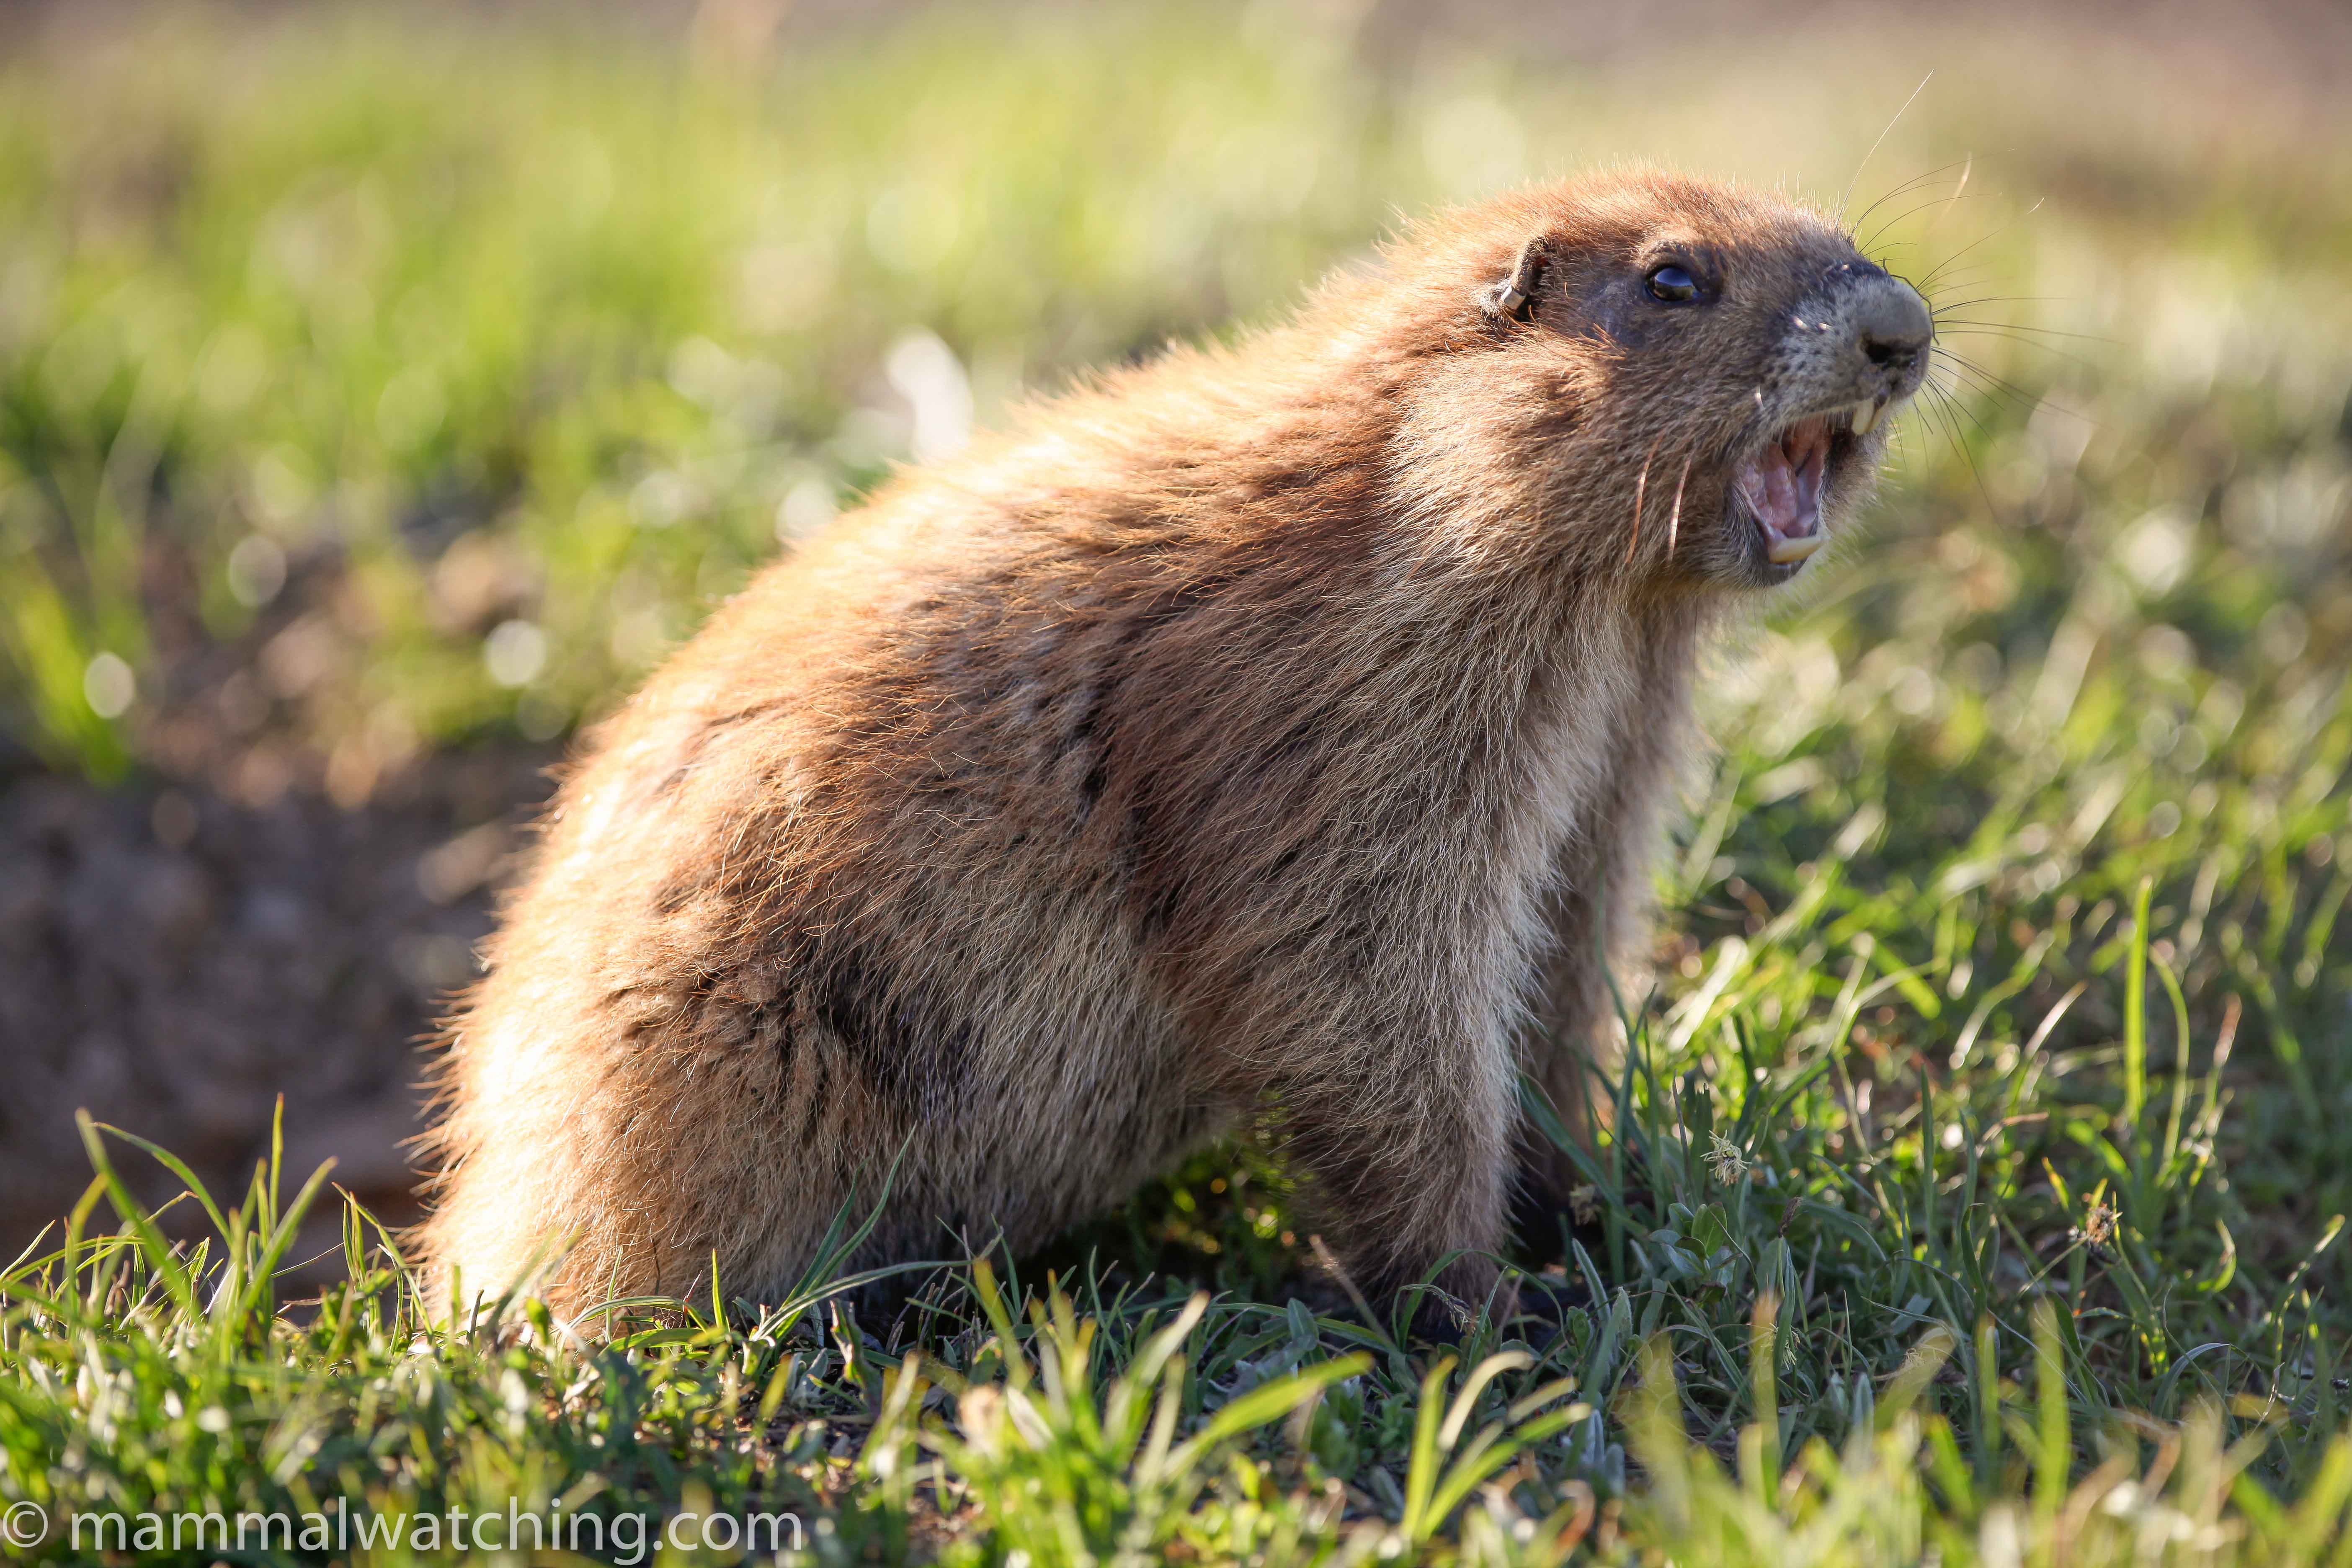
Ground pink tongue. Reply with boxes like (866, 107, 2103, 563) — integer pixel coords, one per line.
(1737, 431, 1826, 544)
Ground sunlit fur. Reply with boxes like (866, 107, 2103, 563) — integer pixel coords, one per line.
(416, 168, 1916, 1327)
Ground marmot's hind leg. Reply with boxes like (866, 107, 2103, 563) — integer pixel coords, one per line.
(415, 1007, 877, 1325)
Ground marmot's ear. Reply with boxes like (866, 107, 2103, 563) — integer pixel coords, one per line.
(1483, 236, 1549, 323)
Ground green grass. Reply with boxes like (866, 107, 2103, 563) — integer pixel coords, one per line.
(3, 2, 2352, 1562)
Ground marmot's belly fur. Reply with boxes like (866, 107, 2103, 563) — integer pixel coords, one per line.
(417, 168, 1932, 1326)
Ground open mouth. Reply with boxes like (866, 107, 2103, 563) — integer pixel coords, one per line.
(1733, 399, 1885, 567)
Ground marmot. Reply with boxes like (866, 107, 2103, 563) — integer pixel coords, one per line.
(417, 169, 1931, 1328)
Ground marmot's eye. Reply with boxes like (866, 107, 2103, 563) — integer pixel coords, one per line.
(1645, 264, 1701, 303)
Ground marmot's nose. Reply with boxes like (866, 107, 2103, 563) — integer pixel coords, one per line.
(1854, 278, 1933, 374)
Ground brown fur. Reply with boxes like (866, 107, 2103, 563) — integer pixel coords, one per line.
(415, 168, 1929, 1327)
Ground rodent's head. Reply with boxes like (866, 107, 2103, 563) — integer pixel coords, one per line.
(1396, 170, 1932, 593)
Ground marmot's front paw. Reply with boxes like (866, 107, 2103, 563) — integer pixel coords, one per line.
(1403, 1260, 1515, 1343)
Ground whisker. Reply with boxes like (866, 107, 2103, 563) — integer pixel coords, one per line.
(1934, 358, 2042, 419)
(1925, 373, 1999, 438)
(1625, 434, 1661, 568)
(1847, 155, 1974, 231)
(1921, 153, 1972, 240)
(1934, 349, 2066, 415)
(1933, 321, 2114, 343)
(1667, 452, 1691, 562)
(1921, 379, 1999, 518)
(1931, 294, 2073, 314)
(1942, 384, 2006, 473)
(1931, 330, 2102, 378)
(1913, 197, 2045, 293)
(1906, 263, 2002, 293)
(1915, 377, 1963, 460)
(1860, 191, 1991, 256)
(1840, 75, 1938, 220)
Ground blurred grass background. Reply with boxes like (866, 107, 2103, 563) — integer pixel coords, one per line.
(4, 2, 2352, 1557)
(4, 0, 2344, 794)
